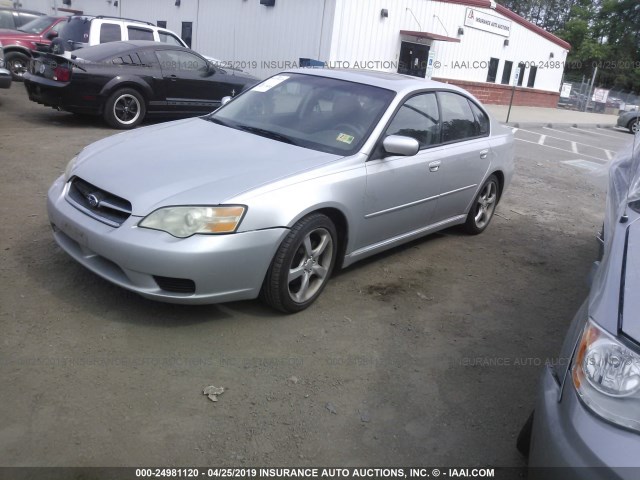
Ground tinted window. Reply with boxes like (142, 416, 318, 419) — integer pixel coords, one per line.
(158, 31, 184, 47)
(385, 93, 440, 148)
(0, 11, 15, 29)
(156, 50, 208, 74)
(128, 26, 154, 41)
(501, 61, 513, 85)
(59, 17, 91, 44)
(527, 65, 538, 88)
(486, 58, 499, 83)
(469, 101, 489, 136)
(438, 92, 480, 143)
(100, 23, 121, 43)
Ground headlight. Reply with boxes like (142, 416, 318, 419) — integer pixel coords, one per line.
(139, 206, 246, 238)
(572, 318, 640, 431)
(64, 155, 78, 182)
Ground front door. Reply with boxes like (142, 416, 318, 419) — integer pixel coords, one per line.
(356, 92, 443, 250)
(155, 49, 220, 113)
(398, 41, 429, 78)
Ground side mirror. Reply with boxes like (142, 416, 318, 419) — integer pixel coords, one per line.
(382, 135, 420, 157)
(220, 96, 232, 106)
(46, 31, 59, 40)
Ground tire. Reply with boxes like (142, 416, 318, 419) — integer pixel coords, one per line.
(516, 411, 534, 457)
(629, 118, 639, 135)
(103, 88, 146, 129)
(5, 51, 30, 81)
(261, 213, 338, 313)
(463, 174, 499, 235)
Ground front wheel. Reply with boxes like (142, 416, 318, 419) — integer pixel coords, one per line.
(5, 51, 30, 81)
(463, 175, 499, 235)
(103, 88, 146, 129)
(261, 213, 338, 313)
(629, 118, 639, 134)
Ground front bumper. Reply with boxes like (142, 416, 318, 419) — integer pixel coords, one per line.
(47, 175, 288, 304)
(528, 365, 640, 479)
(0, 68, 11, 89)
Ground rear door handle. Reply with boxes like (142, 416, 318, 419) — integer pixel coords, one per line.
(480, 149, 489, 159)
(429, 160, 441, 172)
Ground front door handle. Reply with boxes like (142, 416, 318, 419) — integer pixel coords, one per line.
(480, 149, 489, 159)
(429, 160, 441, 172)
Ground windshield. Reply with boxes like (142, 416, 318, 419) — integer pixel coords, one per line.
(208, 73, 396, 155)
(18, 16, 56, 34)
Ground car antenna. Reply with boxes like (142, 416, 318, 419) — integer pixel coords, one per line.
(621, 109, 640, 224)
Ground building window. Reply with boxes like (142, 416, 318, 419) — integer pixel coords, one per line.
(527, 66, 538, 88)
(181, 21, 193, 48)
(501, 61, 513, 85)
(486, 58, 499, 83)
(516, 62, 525, 87)
(157, 21, 167, 28)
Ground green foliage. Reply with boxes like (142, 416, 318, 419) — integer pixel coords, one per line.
(496, 0, 639, 92)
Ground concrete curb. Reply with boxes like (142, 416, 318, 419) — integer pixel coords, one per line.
(500, 121, 619, 129)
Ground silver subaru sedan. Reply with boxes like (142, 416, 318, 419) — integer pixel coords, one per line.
(47, 69, 514, 312)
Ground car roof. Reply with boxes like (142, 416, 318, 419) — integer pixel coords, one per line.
(280, 68, 471, 97)
(72, 40, 189, 60)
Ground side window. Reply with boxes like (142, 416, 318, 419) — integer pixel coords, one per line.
(0, 11, 15, 29)
(438, 92, 480, 143)
(50, 21, 63, 35)
(155, 50, 208, 74)
(127, 26, 154, 41)
(99, 23, 122, 43)
(468, 101, 490, 136)
(158, 31, 184, 47)
(385, 93, 441, 149)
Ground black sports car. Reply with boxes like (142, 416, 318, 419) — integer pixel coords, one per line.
(23, 40, 258, 129)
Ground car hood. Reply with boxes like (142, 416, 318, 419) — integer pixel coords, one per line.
(72, 118, 340, 216)
(0, 29, 40, 41)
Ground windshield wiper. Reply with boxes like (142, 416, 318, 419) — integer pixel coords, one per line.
(203, 116, 232, 127)
(234, 124, 298, 145)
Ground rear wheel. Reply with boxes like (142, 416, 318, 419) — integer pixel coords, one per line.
(5, 51, 30, 81)
(629, 118, 639, 134)
(261, 213, 337, 313)
(103, 88, 146, 129)
(463, 174, 499, 235)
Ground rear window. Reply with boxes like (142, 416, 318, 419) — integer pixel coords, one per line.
(68, 42, 136, 62)
(100, 23, 122, 43)
(128, 26, 154, 41)
(59, 17, 91, 44)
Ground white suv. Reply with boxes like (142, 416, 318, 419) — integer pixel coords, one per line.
(52, 15, 187, 53)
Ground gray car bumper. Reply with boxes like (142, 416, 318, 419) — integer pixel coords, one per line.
(0, 68, 11, 89)
(528, 365, 640, 479)
(47, 176, 288, 304)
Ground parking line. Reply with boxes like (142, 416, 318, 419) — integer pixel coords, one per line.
(515, 138, 607, 162)
(538, 135, 546, 145)
(571, 127, 622, 138)
(561, 160, 606, 172)
(605, 150, 613, 160)
(519, 127, 614, 153)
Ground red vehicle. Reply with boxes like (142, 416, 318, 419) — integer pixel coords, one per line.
(0, 15, 66, 80)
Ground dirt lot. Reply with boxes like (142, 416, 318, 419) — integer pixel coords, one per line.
(0, 86, 633, 471)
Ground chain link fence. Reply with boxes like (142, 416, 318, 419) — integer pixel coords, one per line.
(558, 80, 640, 115)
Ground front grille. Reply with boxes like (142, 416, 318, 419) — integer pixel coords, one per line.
(66, 177, 132, 227)
(154, 276, 196, 294)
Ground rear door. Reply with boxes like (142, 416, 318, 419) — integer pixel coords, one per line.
(155, 48, 220, 113)
(429, 91, 492, 223)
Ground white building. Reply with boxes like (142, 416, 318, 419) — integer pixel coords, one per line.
(15, 0, 570, 106)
